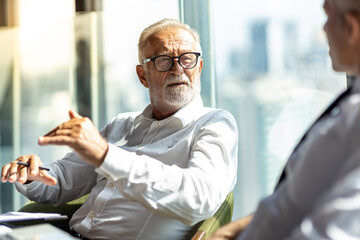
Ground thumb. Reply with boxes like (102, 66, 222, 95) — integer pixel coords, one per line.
(41, 174, 58, 186)
(69, 109, 83, 119)
(30, 171, 57, 186)
(39, 171, 57, 185)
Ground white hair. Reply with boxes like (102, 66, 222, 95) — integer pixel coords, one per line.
(137, 18, 202, 64)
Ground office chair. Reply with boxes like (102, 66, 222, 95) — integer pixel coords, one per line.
(18, 194, 90, 222)
(18, 192, 234, 240)
(191, 192, 234, 240)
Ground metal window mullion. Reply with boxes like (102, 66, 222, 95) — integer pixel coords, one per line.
(182, 0, 216, 108)
(90, 12, 99, 128)
(12, 29, 21, 211)
(207, 0, 216, 108)
(179, 0, 184, 22)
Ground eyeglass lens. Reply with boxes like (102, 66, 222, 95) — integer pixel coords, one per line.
(155, 53, 198, 71)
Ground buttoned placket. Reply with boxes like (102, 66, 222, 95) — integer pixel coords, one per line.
(76, 179, 117, 234)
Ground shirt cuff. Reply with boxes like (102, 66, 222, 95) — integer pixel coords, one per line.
(95, 143, 134, 181)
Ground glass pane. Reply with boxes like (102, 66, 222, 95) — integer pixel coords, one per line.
(0, 0, 179, 213)
(0, 28, 17, 213)
(102, 0, 179, 121)
(213, 0, 346, 219)
(19, 15, 74, 162)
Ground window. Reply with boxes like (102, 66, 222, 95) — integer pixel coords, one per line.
(0, 0, 179, 213)
(0, 0, 346, 222)
(212, 0, 345, 219)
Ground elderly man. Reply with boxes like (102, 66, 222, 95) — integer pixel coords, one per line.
(209, 0, 360, 239)
(1, 19, 238, 240)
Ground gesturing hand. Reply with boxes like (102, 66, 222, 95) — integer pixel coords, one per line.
(1, 155, 57, 185)
(38, 110, 109, 167)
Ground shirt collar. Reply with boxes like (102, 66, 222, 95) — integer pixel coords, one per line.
(172, 95, 204, 126)
(134, 95, 204, 127)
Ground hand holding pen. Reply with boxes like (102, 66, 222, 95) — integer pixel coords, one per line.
(1, 155, 57, 185)
(17, 161, 50, 171)
(1, 109, 108, 185)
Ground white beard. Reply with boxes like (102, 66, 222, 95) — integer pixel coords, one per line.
(149, 74, 201, 112)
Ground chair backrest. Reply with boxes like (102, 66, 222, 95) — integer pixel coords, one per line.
(191, 192, 234, 240)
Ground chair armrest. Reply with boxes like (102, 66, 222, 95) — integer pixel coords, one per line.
(191, 192, 234, 240)
(191, 230, 206, 240)
(17, 194, 89, 223)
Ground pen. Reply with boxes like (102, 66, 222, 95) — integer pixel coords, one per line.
(17, 161, 50, 171)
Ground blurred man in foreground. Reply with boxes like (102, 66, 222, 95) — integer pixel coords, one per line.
(209, 0, 360, 239)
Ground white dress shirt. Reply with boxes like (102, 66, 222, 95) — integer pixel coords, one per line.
(16, 96, 238, 240)
(238, 78, 360, 240)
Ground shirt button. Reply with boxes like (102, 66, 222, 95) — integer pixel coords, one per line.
(89, 213, 96, 219)
(156, 122, 160, 127)
(108, 183, 114, 188)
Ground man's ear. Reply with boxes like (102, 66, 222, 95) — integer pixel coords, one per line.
(198, 58, 203, 75)
(136, 65, 149, 88)
(345, 13, 360, 46)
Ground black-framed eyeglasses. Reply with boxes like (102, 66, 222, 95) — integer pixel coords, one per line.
(143, 52, 201, 72)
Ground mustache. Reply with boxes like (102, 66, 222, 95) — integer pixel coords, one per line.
(165, 75, 190, 86)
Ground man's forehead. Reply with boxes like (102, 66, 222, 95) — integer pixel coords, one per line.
(145, 28, 197, 54)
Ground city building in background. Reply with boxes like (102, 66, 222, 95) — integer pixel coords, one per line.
(213, 0, 345, 218)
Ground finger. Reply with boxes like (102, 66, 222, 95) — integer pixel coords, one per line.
(69, 109, 83, 119)
(8, 161, 20, 183)
(29, 170, 57, 185)
(17, 162, 29, 184)
(36, 170, 57, 185)
(43, 119, 75, 137)
(53, 129, 74, 137)
(38, 135, 74, 146)
(28, 155, 40, 176)
(43, 125, 60, 137)
(19, 155, 56, 185)
(14, 155, 32, 183)
(44, 121, 76, 137)
(1, 164, 11, 182)
(43, 110, 83, 137)
(56, 119, 85, 135)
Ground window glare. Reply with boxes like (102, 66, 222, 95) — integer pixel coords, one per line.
(19, 0, 75, 27)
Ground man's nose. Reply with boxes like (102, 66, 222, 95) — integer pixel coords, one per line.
(169, 58, 184, 75)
